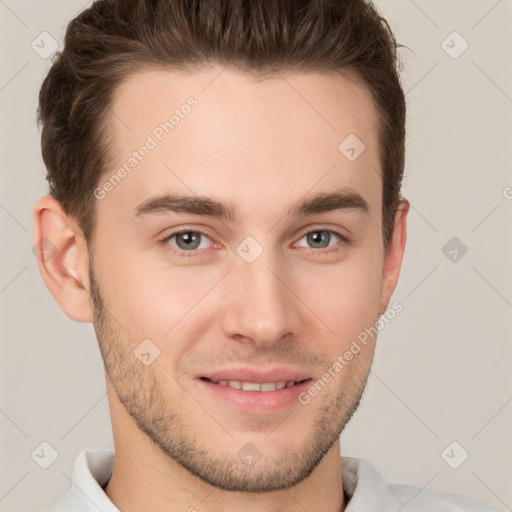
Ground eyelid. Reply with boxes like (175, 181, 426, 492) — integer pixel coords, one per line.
(295, 227, 349, 243)
(158, 226, 350, 258)
(159, 228, 216, 255)
(295, 230, 342, 247)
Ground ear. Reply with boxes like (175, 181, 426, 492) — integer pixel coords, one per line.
(32, 195, 94, 323)
(379, 198, 409, 313)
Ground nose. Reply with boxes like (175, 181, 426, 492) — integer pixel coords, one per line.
(221, 258, 301, 348)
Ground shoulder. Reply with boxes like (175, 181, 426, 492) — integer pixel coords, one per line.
(387, 482, 504, 511)
(342, 457, 504, 512)
(44, 448, 117, 512)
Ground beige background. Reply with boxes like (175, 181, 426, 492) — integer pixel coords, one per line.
(1, 0, 511, 510)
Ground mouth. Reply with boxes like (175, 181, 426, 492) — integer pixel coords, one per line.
(197, 374, 314, 413)
(200, 377, 311, 392)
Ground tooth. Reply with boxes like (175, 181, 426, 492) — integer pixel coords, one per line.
(221, 380, 296, 391)
(211, 379, 219, 384)
(242, 382, 261, 391)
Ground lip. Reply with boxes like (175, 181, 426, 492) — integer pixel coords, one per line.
(197, 367, 313, 413)
(199, 378, 312, 413)
(200, 367, 312, 383)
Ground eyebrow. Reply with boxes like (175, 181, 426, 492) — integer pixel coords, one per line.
(131, 187, 369, 222)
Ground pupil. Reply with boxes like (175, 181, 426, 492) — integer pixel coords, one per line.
(177, 232, 199, 250)
(308, 231, 329, 248)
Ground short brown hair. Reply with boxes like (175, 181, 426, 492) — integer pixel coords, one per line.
(38, 0, 405, 248)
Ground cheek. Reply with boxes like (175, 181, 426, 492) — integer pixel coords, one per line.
(292, 248, 383, 344)
(96, 228, 384, 354)
(98, 248, 223, 349)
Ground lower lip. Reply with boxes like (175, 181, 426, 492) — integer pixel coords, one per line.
(198, 378, 312, 413)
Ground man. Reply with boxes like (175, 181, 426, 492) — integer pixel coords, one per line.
(33, 0, 502, 510)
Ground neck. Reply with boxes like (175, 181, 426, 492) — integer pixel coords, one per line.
(105, 441, 346, 512)
(104, 395, 346, 512)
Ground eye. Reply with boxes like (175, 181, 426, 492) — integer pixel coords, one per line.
(296, 230, 343, 250)
(159, 228, 347, 259)
(162, 230, 212, 252)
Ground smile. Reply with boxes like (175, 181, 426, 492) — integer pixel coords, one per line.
(204, 378, 307, 392)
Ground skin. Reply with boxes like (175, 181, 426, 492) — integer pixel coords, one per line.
(33, 66, 408, 512)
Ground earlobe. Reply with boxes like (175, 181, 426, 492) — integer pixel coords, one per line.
(32, 195, 94, 323)
(379, 198, 409, 314)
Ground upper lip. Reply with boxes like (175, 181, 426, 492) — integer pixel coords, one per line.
(200, 367, 312, 383)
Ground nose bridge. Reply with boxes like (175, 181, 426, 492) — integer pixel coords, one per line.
(222, 252, 300, 347)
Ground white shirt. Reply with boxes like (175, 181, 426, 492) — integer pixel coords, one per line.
(45, 448, 503, 511)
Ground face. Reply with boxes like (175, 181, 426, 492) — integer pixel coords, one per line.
(86, 66, 402, 492)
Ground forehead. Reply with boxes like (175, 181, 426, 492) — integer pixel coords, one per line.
(99, 66, 381, 223)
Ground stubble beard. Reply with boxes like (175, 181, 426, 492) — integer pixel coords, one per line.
(88, 261, 371, 492)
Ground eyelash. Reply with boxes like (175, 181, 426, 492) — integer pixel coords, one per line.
(158, 228, 349, 259)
